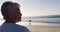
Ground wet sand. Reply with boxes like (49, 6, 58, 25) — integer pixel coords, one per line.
(25, 25, 60, 32)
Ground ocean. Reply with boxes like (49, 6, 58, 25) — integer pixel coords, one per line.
(0, 18, 60, 26)
(18, 18, 60, 26)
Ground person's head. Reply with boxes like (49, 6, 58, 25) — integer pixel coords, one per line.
(1, 1, 22, 23)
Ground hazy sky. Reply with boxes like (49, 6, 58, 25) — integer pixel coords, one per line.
(0, 0, 60, 18)
(17, 0, 60, 16)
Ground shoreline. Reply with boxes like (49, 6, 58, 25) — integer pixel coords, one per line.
(25, 25, 60, 32)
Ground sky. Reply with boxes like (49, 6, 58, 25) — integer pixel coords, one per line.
(0, 0, 60, 18)
(17, 0, 60, 17)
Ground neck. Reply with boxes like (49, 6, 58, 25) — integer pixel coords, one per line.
(5, 20, 16, 23)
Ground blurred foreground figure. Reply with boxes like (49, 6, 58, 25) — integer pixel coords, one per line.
(0, 1, 30, 32)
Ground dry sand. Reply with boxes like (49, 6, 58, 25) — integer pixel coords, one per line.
(25, 25, 60, 32)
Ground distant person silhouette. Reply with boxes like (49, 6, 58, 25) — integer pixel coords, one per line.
(29, 20, 31, 25)
(0, 1, 30, 32)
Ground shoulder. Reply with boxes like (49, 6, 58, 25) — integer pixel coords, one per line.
(0, 23, 30, 32)
(16, 25, 30, 32)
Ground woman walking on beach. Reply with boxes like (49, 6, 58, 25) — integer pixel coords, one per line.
(0, 1, 30, 32)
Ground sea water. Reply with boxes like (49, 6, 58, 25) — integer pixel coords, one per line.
(18, 18, 60, 26)
(0, 18, 60, 26)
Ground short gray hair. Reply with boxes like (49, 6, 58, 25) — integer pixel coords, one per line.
(1, 1, 20, 20)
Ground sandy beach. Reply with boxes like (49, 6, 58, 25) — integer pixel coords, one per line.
(25, 25, 60, 32)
